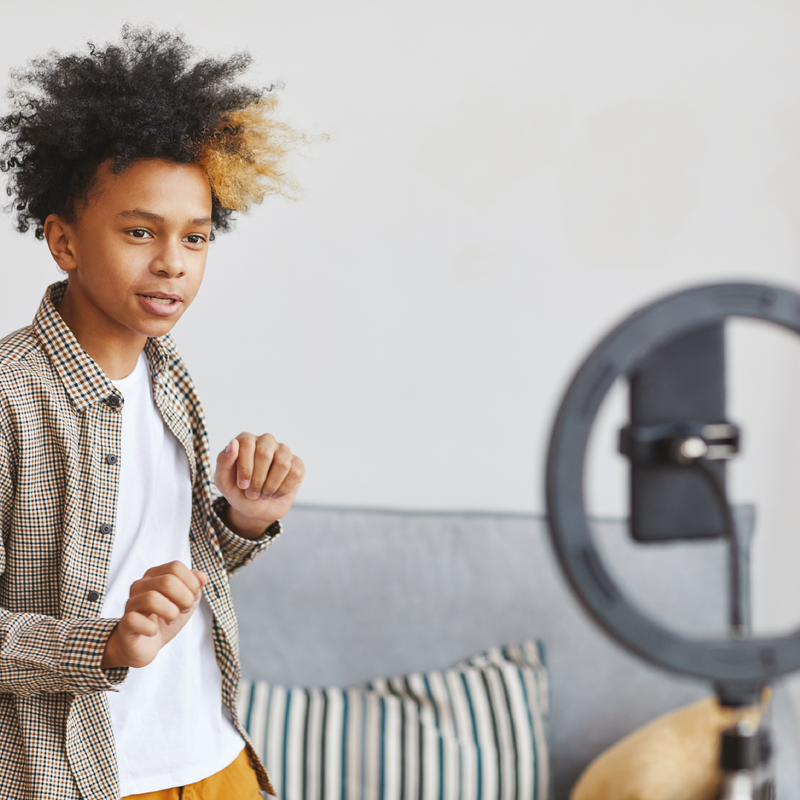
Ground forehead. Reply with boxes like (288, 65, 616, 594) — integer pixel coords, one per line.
(84, 158, 213, 221)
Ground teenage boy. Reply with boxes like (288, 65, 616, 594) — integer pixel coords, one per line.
(0, 28, 303, 800)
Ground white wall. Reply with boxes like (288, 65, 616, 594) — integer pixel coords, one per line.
(3, 1, 800, 663)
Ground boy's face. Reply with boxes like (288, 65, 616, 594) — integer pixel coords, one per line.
(45, 158, 213, 342)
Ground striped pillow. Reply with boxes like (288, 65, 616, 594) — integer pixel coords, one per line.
(238, 641, 550, 800)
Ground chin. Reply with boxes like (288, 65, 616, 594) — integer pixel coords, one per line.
(136, 318, 182, 339)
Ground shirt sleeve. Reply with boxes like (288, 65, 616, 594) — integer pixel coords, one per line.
(0, 430, 128, 696)
(209, 495, 280, 575)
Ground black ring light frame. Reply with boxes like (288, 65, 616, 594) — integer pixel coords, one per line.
(545, 282, 800, 701)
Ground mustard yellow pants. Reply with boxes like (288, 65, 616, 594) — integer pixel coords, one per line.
(121, 747, 263, 800)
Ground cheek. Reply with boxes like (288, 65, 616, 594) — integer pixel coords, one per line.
(189, 259, 208, 296)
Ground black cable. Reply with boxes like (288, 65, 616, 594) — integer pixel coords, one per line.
(692, 458, 743, 634)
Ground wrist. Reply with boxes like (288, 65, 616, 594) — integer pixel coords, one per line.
(222, 501, 278, 540)
(100, 624, 125, 670)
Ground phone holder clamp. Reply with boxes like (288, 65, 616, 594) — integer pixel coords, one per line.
(619, 421, 741, 466)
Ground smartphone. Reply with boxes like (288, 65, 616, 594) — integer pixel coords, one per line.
(628, 323, 728, 542)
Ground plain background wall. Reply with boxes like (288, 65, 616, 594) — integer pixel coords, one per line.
(4, 0, 800, 693)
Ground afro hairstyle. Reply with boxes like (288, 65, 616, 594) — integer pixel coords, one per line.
(0, 26, 300, 239)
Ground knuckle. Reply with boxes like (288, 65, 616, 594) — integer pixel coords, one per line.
(160, 574, 180, 593)
(257, 445, 277, 461)
(252, 450, 270, 468)
(274, 453, 292, 470)
(143, 589, 163, 607)
(167, 574, 194, 599)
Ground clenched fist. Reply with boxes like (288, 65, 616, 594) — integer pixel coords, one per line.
(214, 432, 304, 538)
(101, 561, 208, 669)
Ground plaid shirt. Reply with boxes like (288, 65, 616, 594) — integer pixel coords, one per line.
(0, 281, 278, 800)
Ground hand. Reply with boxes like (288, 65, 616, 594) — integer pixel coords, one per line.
(214, 432, 304, 537)
(101, 562, 208, 669)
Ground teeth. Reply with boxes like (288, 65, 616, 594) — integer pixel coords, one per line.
(147, 296, 175, 305)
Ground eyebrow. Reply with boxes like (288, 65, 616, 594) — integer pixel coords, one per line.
(116, 209, 213, 226)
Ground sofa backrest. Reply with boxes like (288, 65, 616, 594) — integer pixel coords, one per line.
(229, 504, 794, 798)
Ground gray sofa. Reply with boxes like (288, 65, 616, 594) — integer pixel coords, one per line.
(230, 505, 800, 799)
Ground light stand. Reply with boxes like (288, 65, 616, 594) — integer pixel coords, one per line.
(545, 282, 800, 797)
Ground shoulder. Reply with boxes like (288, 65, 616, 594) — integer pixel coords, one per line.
(0, 326, 39, 366)
(0, 326, 51, 437)
(0, 326, 44, 385)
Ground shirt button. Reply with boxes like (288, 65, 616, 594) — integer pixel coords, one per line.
(86, 590, 100, 603)
(105, 395, 121, 408)
(99, 523, 112, 535)
(105, 454, 119, 465)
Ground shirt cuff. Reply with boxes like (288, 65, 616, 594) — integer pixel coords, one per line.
(62, 617, 129, 693)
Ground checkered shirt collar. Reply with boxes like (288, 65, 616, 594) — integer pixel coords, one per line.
(32, 280, 179, 411)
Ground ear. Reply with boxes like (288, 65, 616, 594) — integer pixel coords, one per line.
(43, 215, 78, 272)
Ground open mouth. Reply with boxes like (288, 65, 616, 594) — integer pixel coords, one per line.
(138, 294, 182, 315)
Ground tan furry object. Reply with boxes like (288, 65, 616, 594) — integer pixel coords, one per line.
(570, 694, 766, 800)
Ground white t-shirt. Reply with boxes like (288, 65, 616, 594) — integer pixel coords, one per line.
(100, 352, 244, 795)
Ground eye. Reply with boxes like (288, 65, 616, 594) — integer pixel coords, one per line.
(127, 228, 153, 240)
(183, 234, 208, 245)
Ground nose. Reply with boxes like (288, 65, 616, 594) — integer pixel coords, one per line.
(150, 237, 185, 278)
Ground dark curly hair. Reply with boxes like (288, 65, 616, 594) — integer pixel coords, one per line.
(0, 26, 299, 239)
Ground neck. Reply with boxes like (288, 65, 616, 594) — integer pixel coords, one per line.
(56, 282, 147, 380)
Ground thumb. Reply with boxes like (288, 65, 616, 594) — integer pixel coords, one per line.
(214, 438, 240, 492)
(192, 570, 209, 593)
